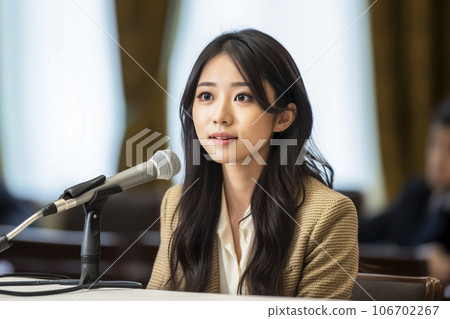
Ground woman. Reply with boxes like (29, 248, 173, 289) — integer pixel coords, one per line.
(148, 29, 358, 299)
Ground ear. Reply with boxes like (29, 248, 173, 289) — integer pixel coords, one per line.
(273, 103, 296, 132)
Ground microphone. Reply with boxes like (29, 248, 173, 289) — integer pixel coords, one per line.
(0, 149, 181, 253)
(46, 149, 181, 215)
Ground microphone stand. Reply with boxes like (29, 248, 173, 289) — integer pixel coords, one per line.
(0, 175, 143, 294)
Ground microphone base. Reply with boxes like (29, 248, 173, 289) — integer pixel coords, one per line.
(58, 279, 143, 289)
(77, 186, 123, 285)
(0, 275, 143, 297)
(0, 277, 143, 289)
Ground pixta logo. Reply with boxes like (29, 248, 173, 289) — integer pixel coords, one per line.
(126, 129, 172, 168)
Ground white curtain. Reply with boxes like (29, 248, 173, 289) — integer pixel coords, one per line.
(0, 0, 125, 203)
(167, 0, 385, 211)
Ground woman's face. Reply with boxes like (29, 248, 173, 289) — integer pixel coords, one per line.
(192, 53, 279, 166)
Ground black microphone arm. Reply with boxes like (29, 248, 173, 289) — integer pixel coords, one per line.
(0, 149, 181, 254)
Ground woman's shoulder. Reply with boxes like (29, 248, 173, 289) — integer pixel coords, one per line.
(162, 184, 184, 203)
(159, 184, 183, 230)
(303, 176, 354, 206)
(300, 176, 356, 221)
(160, 184, 184, 213)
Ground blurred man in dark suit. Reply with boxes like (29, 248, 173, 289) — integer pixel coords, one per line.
(359, 99, 450, 284)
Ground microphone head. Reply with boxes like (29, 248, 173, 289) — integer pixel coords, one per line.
(151, 149, 181, 180)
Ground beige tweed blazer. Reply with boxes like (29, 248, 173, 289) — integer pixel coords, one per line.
(147, 176, 359, 299)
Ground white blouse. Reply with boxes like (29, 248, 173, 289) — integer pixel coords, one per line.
(216, 185, 255, 294)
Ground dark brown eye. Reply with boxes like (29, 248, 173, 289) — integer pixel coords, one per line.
(235, 93, 253, 102)
(198, 92, 213, 101)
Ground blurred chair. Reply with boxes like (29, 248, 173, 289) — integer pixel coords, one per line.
(351, 273, 443, 301)
(55, 187, 165, 234)
(358, 243, 428, 276)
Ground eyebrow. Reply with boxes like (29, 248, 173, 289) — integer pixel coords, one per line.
(197, 81, 249, 87)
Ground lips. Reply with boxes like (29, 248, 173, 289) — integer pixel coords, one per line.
(209, 132, 237, 145)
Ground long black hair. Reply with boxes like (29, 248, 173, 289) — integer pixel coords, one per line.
(167, 29, 333, 295)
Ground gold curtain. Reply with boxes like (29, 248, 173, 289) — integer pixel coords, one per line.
(115, 0, 180, 189)
(370, 0, 450, 200)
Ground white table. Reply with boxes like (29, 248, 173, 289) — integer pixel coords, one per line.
(0, 277, 290, 301)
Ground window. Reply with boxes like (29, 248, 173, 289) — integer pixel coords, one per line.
(0, 0, 125, 203)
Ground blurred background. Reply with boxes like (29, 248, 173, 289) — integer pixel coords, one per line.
(0, 0, 449, 295)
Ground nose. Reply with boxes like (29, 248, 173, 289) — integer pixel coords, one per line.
(212, 99, 233, 125)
